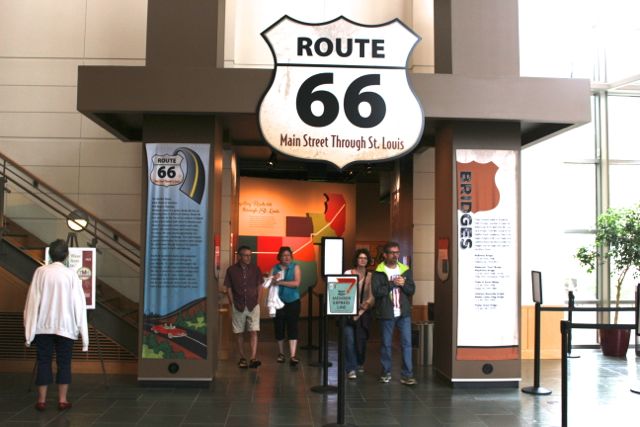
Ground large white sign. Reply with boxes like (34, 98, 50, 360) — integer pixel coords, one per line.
(456, 149, 518, 348)
(259, 16, 424, 169)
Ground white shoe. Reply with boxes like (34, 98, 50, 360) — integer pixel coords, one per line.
(356, 365, 365, 373)
(347, 370, 357, 379)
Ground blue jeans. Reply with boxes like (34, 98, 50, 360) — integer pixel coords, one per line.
(379, 315, 413, 378)
(344, 322, 358, 373)
(344, 314, 371, 373)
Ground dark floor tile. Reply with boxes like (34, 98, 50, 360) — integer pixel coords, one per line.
(224, 414, 270, 426)
(1, 422, 41, 426)
(183, 406, 229, 424)
(351, 407, 400, 425)
(1, 348, 638, 426)
(430, 407, 485, 424)
(63, 397, 116, 414)
(148, 399, 193, 415)
(137, 414, 184, 426)
(93, 406, 149, 423)
(91, 423, 136, 427)
(48, 412, 102, 426)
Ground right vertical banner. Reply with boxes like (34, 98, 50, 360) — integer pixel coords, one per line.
(456, 149, 519, 359)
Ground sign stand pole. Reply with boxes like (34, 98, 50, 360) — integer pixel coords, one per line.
(301, 285, 319, 351)
(310, 292, 337, 394)
(521, 300, 551, 395)
(323, 315, 356, 427)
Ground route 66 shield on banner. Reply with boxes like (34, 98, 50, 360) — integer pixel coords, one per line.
(259, 16, 424, 169)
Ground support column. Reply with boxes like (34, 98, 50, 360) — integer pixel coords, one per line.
(138, 114, 223, 383)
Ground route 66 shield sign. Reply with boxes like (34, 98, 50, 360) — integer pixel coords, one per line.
(258, 16, 424, 169)
(150, 154, 185, 187)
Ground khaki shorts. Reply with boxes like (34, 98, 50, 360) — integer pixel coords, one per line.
(231, 305, 261, 334)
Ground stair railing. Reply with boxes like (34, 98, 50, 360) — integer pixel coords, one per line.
(0, 151, 140, 268)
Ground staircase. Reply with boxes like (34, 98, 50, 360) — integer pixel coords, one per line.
(0, 151, 140, 358)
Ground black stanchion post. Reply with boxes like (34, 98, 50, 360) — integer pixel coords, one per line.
(324, 316, 354, 427)
(337, 316, 345, 424)
(522, 300, 552, 395)
(301, 288, 319, 350)
(560, 320, 569, 427)
(309, 292, 324, 367)
(566, 291, 579, 359)
(323, 316, 356, 427)
(311, 293, 337, 394)
(322, 301, 330, 386)
(631, 284, 640, 394)
(309, 293, 332, 368)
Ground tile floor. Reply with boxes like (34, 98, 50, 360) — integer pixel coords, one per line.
(0, 345, 639, 426)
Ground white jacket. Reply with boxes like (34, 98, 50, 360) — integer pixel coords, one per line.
(23, 262, 89, 351)
(264, 277, 284, 317)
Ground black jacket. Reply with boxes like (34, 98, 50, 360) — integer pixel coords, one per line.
(371, 262, 415, 319)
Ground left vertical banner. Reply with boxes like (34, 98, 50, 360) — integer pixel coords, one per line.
(143, 144, 210, 360)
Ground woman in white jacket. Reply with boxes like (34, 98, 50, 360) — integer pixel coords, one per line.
(23, 239, 88, 411)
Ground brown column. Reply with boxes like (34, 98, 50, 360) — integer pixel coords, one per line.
(138, 114, 221, 382)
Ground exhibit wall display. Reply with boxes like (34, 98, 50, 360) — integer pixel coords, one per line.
(238, 177, 356, 295)
(455, 149, 519, 360)
(142, 144, 210, 360)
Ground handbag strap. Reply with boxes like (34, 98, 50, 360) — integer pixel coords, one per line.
(359, 271, 369, 304)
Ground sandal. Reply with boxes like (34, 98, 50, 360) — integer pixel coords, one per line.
(289, 356, 299, 366)
(238, 358, 248, 368)
(277, 353, 286, 363)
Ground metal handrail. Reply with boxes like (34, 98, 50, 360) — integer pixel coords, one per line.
(0, 151, 140, 268)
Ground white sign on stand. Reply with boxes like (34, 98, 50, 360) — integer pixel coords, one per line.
(326, 275, 358, 316)
(322, 237, 344, 276)
(46, 247, 97, 309)
(259, 16, 424, 169)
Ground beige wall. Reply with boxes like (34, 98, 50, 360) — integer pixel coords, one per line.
(0, 0, 148, 244)
(412, 148, 436, 306)
(224, 0, 435, 73)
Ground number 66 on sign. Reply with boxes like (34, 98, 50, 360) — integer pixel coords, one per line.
(258, 16, 424, 169)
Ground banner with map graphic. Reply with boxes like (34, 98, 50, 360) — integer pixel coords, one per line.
(455, 149, 518, 359)
(143, 144, 209, 360)
(238, 177, 356, 297)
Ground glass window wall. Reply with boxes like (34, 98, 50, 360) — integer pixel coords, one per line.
(520, 0, 640, 345)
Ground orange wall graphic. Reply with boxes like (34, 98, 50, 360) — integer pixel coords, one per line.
(238, 177, 356, 294)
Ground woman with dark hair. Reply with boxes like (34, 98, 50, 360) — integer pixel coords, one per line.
(270, 246, 302, 366)
(23, 239, 88, 411)
(344, 248, 374, 379)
